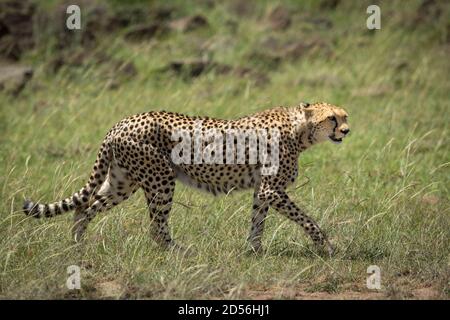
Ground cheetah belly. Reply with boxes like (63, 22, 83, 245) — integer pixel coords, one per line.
(173, 164, 260, 195)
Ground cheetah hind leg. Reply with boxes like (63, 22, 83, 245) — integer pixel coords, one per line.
(126, 141, 193, 256)
(141, 174, 192, 255)
(71, 162, 137, 242)
(72, 206, 88, 243)
(144, 188, 179, 249)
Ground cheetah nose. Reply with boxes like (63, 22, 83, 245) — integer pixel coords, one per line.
(340, 128, 350, 135)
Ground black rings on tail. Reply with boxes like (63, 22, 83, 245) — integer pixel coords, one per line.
(23, 141, 112, 219)
(23, 198, 75, 218)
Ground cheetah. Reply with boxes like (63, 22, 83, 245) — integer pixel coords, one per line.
(23, 102, 350, 255)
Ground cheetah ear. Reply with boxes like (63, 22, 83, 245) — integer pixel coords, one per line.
(303, 108, 314, 120)
(299, 102, 311, 108)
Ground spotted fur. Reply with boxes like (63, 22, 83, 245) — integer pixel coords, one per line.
(24, 102, 350, 254)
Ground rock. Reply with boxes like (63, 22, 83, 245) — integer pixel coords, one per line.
(169, 15, 209, 32)
(213, 64, 270, 86)
(213, 63, 234, 75)
(84, 4, 113, 32)
(151, 6, 177, 21)
(247, 51, 282, 69)
(167, 58, 211, 78)
(0, 0, 36, 60)
(266, 5, 291, 31)
(0, 21, 9, 38)
(124, 23, 168, 41)
(0, 35, 21, 61)
(47, 55, 65, 74)
(227, 0, 255, 17)
(108, 6, 148, 28)
(0, 64, 33, 95)
(320, 0, 340, 9)
(109, 5, 176, 29)
(161, 58, 270, 86)
(305, 17, 333, 30)
(250, 37, 332, 69)
(199, 0, 216, 9)
(233, 67, 270, 87)
(413, 0, 442, 25)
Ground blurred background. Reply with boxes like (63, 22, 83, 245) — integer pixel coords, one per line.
(1, 0, 448, 102)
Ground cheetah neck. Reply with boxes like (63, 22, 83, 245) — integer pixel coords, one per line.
(286, 107, 315, 153)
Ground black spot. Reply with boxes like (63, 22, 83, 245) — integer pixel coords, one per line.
(61, 200, 69, 211)
(73, 195, 81, 206)
(43, 204, 51, 217)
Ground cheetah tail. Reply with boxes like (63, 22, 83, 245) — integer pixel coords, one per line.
(23, 141, 113, 219)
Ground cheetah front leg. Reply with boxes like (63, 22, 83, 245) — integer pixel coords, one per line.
(247, 191, 269, 253)
(145, 190, 176, 248)
(257, 182, 334, 256)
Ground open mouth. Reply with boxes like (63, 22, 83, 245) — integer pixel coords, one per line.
(329, 135, 343, 144)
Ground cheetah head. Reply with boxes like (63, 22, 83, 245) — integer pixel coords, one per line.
(301, 102, 350, 144)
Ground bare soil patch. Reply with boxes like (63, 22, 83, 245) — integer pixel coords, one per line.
(244, 284, 443, 300)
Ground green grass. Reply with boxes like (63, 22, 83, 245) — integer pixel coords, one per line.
(0, 0, 449, 299)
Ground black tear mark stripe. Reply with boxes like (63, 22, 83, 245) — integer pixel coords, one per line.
(308, 125, 315, 144)
(331, 117, 338, 132)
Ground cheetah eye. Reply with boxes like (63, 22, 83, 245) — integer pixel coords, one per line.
(328, 116, 336, 122)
